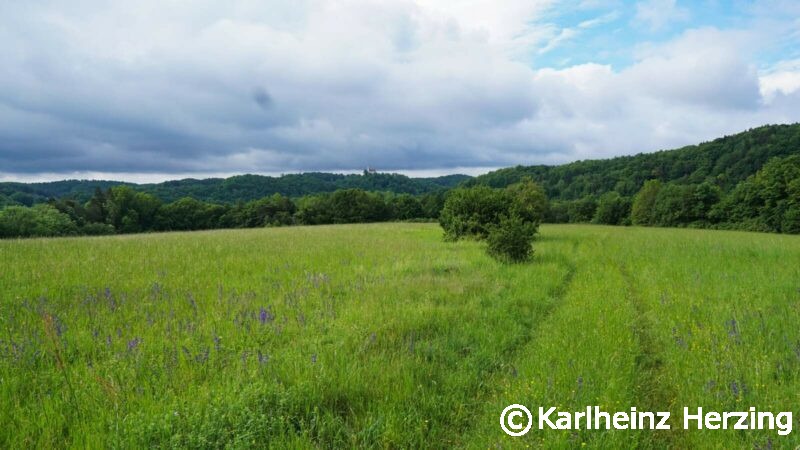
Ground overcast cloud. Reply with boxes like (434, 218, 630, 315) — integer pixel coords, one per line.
(0, 0, 798, 181)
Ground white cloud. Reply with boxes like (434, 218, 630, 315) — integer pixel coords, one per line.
(0, 1, 797, 180)
(760, 60, 800, 103)
(578, 10, 621, 28)
(633, 0, 689, 31)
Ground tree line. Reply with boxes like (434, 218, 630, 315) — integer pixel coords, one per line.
(2, 124, 798, 238)
(544, 155, 800, 234)
(0, 171, 468, 206)
(467, 123, 800, 200)
(0, 187, 446, 238)
(0, 154, 797, 239)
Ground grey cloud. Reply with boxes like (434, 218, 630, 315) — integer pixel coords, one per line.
(0, 1, 798, 178)
(252, 88, 274, 110)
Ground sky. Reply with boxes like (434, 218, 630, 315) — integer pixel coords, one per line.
(1, 0, 799, 183)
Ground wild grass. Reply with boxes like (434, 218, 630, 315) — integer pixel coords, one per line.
(1, 223, 799, 448)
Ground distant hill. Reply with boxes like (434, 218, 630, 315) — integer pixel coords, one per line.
(466, 123, 800, 200)
(0, 172, 471, 206)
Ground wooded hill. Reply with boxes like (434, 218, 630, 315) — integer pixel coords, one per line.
(466, 123, 800, 199)
(0, 172, 470, 207)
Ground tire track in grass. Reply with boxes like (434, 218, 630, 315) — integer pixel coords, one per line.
(495, 243, 578, 372)
(462, 230, 651, 448)
(453, 237, 581, 445)
(325, 233, 582, 447)
(617, 261, 682, 449)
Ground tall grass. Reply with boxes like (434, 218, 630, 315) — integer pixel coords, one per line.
(1, 224, 799, 448)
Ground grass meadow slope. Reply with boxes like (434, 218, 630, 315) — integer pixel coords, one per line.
(1, 223, 799, 448)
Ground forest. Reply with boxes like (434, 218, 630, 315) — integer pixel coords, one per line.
(0, 123, 798, 238)
(0, 172, 468, 206)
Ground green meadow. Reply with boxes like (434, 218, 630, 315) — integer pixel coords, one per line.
(1, 223, 800, 448)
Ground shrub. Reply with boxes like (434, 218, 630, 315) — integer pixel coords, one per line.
(485, 214, 536, 263)
(439, 186, 511, 241)
(0, 204, 78, 238)
(506, 177, 548, 226)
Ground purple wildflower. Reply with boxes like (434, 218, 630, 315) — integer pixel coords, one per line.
(195, 347, 210, 364)
(214, 335, 222, 352)
(127, 337, 141, 352)
(259, 306, 274, 325)
(726, 319, 741, 343)
(52, 315, 65, 337)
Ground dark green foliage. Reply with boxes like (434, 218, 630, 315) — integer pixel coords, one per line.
(485, 214, 536, 263)
(650, 185, 700, 227)
(0, 180, 123, 205)
(295, 189, 391, 225)
(592, 192, 632, 225)
(712, 155, 800, 233)
(438, 186, 512, 241)
(419, 192, 446, 219)
(156, 197, 229, 231)
(466, 124, 800, 200)
(545, 201, 570, 223)
(49, 198, 89, 227)
(217, 194, 295, 229)
(439, 182, 544, 263)
(506, 177, 549, 227)
(84, 187, 109, 223)
(631, 180, 720, 228)
(0, 194, 18, 208)
(80, 222, 116, 235)
(326, 189, 391, 224)
(691, 182, 722, 223)
(0, 204, 78, 238)
(0, 172, 468, 205)
(631, 180, 662, 225)
(567, 196, 597, 223)
(389, 194, 425, 220)
(105, 186, 162, 233)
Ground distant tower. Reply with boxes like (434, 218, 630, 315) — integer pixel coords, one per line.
(366, 166, 377, 174)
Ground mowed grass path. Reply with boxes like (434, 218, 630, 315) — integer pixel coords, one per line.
(1, 224, 799, 448)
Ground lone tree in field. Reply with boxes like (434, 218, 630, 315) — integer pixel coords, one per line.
(439, 177, 547, 262)
(438, 185, 511, 241)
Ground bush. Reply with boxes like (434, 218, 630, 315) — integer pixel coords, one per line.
(439, 186, 512, 241)
(506, 177, 548, 226)
(485, 214, 536, 263)
(0, 204, 78, 238)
